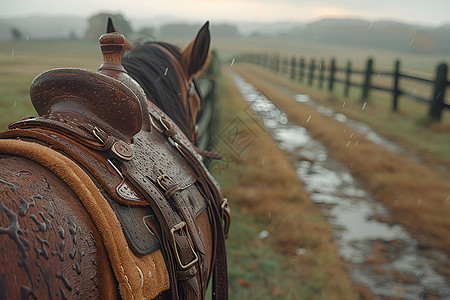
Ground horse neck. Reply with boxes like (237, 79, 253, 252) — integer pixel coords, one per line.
(122, 43, 194, 141)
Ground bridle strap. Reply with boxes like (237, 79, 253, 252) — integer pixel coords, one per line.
(152, 44, 203, 142)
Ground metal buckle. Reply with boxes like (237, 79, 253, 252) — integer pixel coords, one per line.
(170, 222, 198, 270)
(221, 198, 228, 217)
(157, 174, 174, 191)
(158, 116, 171, 132)
(92, 126, 105, 144)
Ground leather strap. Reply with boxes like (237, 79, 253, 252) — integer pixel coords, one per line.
(151, 111, 230, 300)
(120, 129, 208, 299)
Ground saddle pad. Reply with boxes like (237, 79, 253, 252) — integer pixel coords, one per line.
(0, 139, 169, 300)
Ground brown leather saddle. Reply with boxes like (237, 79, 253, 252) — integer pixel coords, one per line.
(2, 33, 230, 299)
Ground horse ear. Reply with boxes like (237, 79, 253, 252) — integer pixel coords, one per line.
(182, 21, 211, 79)
(105, 17, 133, 52)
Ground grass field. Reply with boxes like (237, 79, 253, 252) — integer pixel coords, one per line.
(0, 39, 100, 129)
(0, 38, 359, 299)
(211, 71, 359, 299)
(1, 37, 449, 299)
(230, 64, 450, 273)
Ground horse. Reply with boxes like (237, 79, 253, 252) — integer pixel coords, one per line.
(0, 20, 230, 300)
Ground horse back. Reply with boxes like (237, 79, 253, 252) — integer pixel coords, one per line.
(0, 155, 118, 299)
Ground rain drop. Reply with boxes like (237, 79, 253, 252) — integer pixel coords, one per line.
(230, 58, 235, 66)
(362, 102, 367, 110)
(258, 230, 269, 240)
(295, 248, 306, 255)
(306, 115, 311, 123)
(11, 49, 15, 59)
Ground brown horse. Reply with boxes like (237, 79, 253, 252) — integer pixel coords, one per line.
(0, 20, 229, 300)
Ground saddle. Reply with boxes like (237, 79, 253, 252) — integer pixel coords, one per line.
(2, 33, 230, 299)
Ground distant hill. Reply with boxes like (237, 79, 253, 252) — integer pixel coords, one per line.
(279, 19, 450, 54)
(0, 15, 86, 39)
(1, 15, 449, 54)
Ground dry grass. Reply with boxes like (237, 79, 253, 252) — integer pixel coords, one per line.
(232, 64, 450, 257)
(214, 71, 356, 299)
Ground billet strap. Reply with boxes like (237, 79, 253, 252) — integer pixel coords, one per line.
(152, 114, 230, 300)
(123, 158, 201, 299)
(112, 127, 208, 299)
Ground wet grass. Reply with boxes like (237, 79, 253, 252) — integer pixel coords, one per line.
(0, 39, 100, 129)
(231, 64, 450, 263)
(212, 71, 356, 299)
(232, 64, 450, 176)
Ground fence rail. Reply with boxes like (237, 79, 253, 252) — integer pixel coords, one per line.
(236, 53, 449, 121)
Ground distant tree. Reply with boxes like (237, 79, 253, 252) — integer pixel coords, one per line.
(137, 26, 155, 39)
(69, 30, 78, 40)
(211, 24, 240, 37)
(409, 33, 436, 54)
(85, 13, 132, 40)
(160, 23, 198, 37)
(11, 27, 22, 40)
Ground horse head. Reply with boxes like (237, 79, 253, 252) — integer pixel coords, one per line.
(108, 18, 211, 142)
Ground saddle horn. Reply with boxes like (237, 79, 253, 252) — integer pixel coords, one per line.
(97, 32, 152, 132)
(105, 17, 133, 52)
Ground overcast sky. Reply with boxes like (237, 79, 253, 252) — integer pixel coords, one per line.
(2, 0, 450, 27)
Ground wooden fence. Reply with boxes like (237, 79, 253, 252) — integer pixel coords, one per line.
(196, 49, 220, 166)
(236, 53, 449, 121)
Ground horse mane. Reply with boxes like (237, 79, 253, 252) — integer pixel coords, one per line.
(121, 42, 192, 138)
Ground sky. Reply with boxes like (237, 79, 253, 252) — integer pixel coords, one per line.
(2, 0, 450, 27)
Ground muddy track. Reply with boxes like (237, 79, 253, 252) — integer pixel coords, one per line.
(229, 70, 450, 299)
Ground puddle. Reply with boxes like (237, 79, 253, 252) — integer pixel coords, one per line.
(230, 71, 450, 299)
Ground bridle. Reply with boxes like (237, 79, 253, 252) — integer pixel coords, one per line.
(150, 44, 205, 143)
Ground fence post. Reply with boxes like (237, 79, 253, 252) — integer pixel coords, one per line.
(271, 55, 277, 72)
(362, 58, 374, 101)
(308, 58, 316, 86)
(392, 60, 401, 112)
(329, 58, 336, 92)
(275, 54, 280, 73)
(429, 63, 448, 121)
(290, 56, 297, 80)
(318, 59, 325, 89)
(299, 58, 305, 83)
(344, 61, 352, 98)
(263, 53, 268, 68)
(282, 56, 288, 75)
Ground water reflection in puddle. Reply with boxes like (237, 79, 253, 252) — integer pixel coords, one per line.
(230, 71, 450, 299)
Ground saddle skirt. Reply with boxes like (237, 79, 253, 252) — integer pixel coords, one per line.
(2, 33, 230, 299)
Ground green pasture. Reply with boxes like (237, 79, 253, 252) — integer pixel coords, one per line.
(1, 37, 448, 165)
(212, 35, 450, 74)
(1, 35, 449, 299)
(0, 39, 101, 129)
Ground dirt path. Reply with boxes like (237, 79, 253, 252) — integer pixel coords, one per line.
(229, 68, 450, 299)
